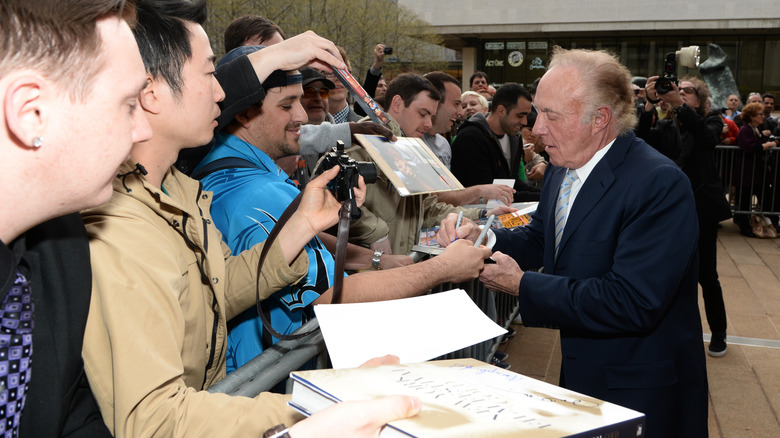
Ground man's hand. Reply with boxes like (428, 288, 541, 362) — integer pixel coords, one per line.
(436, 213, 481, 247)
(479, 251, 522, 296)
(373, 44, 386, 70)
(246, 31, 345, 84)
(476, 184, 515, 206)
(355, 175, 366, 207)
(523, 144, 535, 162)
(292, 166, 344, 236)
(360, 354, 399, 367)
(288, 395, 422, 438)
(487, 205, 517, 216)
(645, 75, 684, 107)
(436, 239, 493, 282)
(527, 162, 546, 181)
(349, 121, 396, 142)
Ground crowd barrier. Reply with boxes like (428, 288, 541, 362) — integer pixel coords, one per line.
(715, 144, 779, 217)
(209, 256, 520, 397)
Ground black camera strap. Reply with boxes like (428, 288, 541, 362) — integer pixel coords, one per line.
(193, 157, 317, 341)
(193, 157, 351, 341)
(253, 192, 320, 341)
(331, 201, 352, 304)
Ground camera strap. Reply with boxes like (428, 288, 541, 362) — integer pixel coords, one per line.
(253, 192, 320, 341)
(193, 157, 352, 339)
(330, 201, 352, 304)
(192, 157, 319, 341)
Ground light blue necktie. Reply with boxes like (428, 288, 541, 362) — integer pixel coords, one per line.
(554, 169, 579, 257)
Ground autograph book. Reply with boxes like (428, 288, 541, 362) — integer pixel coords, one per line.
(289, 358, 645, 437)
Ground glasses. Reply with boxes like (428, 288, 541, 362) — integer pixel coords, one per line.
(303, 86, 330, 99)
(679, 86, 696, 95)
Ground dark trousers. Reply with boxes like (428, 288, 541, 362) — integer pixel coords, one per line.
(699, 218, 727, 333)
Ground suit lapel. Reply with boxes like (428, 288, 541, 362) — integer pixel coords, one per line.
(554, 135, 633, 261)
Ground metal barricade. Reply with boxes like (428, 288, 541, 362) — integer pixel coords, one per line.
(715, 144, 780, 217)
(209, 254, 520, 397)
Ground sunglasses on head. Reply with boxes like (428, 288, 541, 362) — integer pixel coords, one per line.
(303, 86, 330, 99)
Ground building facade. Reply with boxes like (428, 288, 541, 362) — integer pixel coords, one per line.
(397, 0, 780, 107)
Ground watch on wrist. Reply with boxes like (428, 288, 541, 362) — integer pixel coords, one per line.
(371, 250, 384, 270)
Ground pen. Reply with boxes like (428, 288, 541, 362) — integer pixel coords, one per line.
(474, 215, 495, 247)
(450, 211, 465, 243)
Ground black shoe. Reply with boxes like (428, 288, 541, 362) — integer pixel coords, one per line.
(490, 357, 511, 369)
(493, 351, 508, 361)
(708, 332, 727, 357)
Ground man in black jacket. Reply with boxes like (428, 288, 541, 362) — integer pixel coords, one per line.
(451, 83, 540, 202)
(0, 0, 153, 435)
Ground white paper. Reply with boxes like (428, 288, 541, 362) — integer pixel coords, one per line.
(492, 178, 515, 188)
(486, 179, 517, 208)
(314, 289, 507, 369)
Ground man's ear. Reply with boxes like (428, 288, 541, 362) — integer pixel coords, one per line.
(233, 105, 261, 128)
(138, 75, 161, 115)
(494, 104, 506, 117)
(4, 75, 47, 148)
(389, 95, 405, 114)
(592, 105, 612, 133)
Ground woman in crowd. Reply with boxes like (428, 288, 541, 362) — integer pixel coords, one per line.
(734, 102, 780, 234)
(461, 91, 489, 119)
(639, 76, 732, 357)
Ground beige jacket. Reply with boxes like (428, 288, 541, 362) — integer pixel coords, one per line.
(347, 116, 482, 254)
(82, 161, 308, 437)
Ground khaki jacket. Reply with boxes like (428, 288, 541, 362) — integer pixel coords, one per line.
(347, 116, 482, 254)
(82, 161, 308, 437)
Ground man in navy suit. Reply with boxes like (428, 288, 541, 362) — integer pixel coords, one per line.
(438, 47, 708, 437)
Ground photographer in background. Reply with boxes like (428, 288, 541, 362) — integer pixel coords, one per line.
(638, 75, 732, 357)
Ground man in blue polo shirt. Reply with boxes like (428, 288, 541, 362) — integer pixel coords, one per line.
(195, 68, 492, 372)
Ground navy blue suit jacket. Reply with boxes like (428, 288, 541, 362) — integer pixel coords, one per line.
(494, 132, 708, 438)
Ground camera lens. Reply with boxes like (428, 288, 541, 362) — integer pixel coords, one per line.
(357, 162, 378, 184)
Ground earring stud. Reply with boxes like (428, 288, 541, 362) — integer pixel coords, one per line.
(32, 137, 43, 148)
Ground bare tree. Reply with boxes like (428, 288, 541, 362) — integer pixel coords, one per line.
(205, 0, 447, 78)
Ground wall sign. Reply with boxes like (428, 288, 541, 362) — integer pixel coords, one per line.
(508, 51, 524, 67)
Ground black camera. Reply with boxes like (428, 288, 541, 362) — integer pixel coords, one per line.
(655, 46, 700, 95)
(655, 53, 678, 95)
(315, 141, 378, 220)
(770, 135, 779, 145)
(383, 47, 393, 55)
